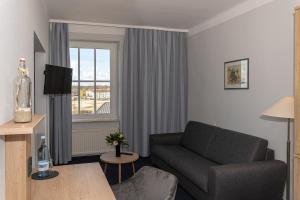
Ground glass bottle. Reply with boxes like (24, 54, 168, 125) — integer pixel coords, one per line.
(37, 136, 52, 178)
(14, 58, 32, 123)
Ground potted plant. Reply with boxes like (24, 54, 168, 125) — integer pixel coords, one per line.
(105, 130, 128, 157)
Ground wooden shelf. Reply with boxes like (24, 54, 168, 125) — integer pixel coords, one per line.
(1, 114, 46, 200)
(0, 115, 45, 135)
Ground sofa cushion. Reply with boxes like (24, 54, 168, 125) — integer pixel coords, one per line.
(205, 128, 268, 164)
(181, 121, 216, 156)
(151, 145, 218, 192)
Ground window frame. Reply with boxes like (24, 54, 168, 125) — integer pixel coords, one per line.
(70, 41, 118, 122)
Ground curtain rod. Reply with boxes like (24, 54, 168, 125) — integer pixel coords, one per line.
(49, 19, 189, 33)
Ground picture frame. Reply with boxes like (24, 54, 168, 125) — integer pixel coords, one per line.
(224, 58, 249, 89)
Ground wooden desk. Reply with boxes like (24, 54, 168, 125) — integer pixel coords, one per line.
(31, 163, 116, 200)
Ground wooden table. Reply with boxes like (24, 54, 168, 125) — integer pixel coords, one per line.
(31, 163, 116, 200)
(100, 152, 139, 184)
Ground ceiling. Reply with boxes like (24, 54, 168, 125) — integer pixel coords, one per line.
(45, 0, 246, 29)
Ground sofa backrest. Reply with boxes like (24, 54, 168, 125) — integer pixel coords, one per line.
(205, 128, 268, 164)
(181, 121, 269, 165)
(181, 121, 216, 157)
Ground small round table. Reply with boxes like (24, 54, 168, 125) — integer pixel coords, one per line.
(100, 152, 139, 184)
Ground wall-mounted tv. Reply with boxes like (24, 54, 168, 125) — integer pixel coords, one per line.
(44, 64, 72, 94)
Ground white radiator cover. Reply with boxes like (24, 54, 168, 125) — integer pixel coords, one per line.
(72, 128, 115, 156)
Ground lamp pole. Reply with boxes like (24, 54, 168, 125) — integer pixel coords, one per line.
(286, 118, 291, 200)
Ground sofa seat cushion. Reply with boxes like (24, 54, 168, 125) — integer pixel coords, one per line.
(151, 145, 218, 192)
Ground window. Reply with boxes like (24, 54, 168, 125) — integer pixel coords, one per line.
(70, 41, 118, 120)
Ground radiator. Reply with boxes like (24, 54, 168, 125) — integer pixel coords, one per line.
(72, 128, 115, 156)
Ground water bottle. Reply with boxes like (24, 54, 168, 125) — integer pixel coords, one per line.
(37, 136, 51, 178)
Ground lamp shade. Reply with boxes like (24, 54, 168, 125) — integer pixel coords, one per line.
(262, 96, 294, 119)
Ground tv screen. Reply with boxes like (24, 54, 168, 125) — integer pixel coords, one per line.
(44, 64, 73, 94)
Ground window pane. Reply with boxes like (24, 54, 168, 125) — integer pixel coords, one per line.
(96, 49, 110, 81)
(80, 82, 95, 114)
(70, 48, 78, 80)
(80, 49, 94, 80)
(96, 82, 110, 114)
(72, 82, 79, 115)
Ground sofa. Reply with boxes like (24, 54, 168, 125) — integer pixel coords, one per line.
(150, 121, 287, 200)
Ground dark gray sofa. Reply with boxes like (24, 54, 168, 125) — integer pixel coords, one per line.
(150, 121, 287, 200)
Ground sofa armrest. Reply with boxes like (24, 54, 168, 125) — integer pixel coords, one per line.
(208, 160, 287, 200)
(149, 132, 184, 147)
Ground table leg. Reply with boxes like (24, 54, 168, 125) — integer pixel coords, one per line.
(132, 162, 136, 175)
(118, 164, 122, 184)
(104, 163, 107, 174)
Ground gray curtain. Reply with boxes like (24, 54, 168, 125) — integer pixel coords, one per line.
(121, 28, 188, 156)
(49, 23, 72, 165)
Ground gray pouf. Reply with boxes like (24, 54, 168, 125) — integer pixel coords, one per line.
(111, 166, 178, 200)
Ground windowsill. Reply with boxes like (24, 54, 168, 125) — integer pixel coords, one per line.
(72, 118, 119, 123)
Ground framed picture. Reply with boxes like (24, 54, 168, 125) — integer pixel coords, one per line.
(224, 58, 249, 89)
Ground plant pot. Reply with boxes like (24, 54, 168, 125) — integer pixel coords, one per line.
(115, 144, 121, 157)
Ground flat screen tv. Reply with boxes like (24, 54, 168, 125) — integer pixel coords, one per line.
(44, 64, 73, 94)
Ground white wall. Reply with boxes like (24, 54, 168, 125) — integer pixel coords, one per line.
(188, 0, 298, 162)
(0, 0, 49, 199)
(34, 52, 48, 117)
(188, 3, 300, 198)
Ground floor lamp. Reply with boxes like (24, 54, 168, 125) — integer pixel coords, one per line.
(262, 96, 294, 200)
